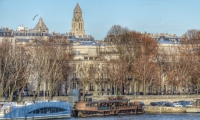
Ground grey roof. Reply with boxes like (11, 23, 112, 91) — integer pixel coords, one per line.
(34, 18, 48, 31)
(157, 39, 179, 44)
(76, 41, 105, 46)
(152, 35, 181, 44)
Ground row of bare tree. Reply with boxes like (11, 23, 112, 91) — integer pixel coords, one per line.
(85, 25, 200, 95)
(1, 25, 200, 101)
(0, 36, 73, 101)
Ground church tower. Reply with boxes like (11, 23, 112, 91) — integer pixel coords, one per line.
(70, 3, 85, 37)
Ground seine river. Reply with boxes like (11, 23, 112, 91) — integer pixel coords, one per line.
(67, 113, 200, 120)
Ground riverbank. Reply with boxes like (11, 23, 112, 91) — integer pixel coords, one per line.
(1, 95, 200, 104)
(90, 95, 200, 104)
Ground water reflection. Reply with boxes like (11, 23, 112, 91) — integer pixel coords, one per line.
(60, 113, 200, 120)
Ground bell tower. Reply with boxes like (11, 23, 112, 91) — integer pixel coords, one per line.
(70, 3, 85, 37)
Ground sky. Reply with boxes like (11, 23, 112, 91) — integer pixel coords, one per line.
(1, 0, 200, 40)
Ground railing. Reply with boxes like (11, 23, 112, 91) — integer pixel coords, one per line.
(97, 106, 137, 110)
(115, 106, 136, 110)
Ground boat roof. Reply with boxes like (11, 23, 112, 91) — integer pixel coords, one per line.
(75, 99, 129, 104)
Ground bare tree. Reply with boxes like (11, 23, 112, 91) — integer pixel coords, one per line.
(0, 39, 29, 101)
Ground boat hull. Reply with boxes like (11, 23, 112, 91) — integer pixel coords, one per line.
(143, 106, 186, 113)
(0, 114, 70, 120)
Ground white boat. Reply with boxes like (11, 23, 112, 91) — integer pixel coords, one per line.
(0, 101, 71, 119)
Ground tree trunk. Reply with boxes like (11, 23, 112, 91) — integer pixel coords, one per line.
(9, 93, 13, 102)
(33, 83, 40, 102)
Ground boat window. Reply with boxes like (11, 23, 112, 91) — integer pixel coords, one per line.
(28, 107, 66, 114)
(86, 104, 89, 107)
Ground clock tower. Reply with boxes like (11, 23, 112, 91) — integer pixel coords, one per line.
(70, 3, 85, 37)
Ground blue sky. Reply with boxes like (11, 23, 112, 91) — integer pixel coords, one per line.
(1, 0, 200, 40)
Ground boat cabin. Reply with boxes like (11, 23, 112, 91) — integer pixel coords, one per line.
(75, 99, 137, 111)
(74, 99, 143, 117)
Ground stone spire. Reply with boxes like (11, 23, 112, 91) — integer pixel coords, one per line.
(74, 3, 82, 14)
(70, 3, 85, 37)
(34, 17, 49, 32)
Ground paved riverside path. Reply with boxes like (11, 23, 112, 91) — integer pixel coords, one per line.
(89, 95, 200, 104)
(1, 95, 200, 104)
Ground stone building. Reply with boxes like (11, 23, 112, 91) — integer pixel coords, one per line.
(13, 17, 50, 45)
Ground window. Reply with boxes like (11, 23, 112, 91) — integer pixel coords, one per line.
(90, 83, 93, 90)
(84, 57, 88, 60)
(89, 57, 93, 60)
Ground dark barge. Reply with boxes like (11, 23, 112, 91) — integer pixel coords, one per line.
(73, 99, 143, 117)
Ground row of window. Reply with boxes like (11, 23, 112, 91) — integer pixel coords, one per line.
(28, 107, 66, 114)
(77, 39, 93, 41)
(84, 57, 97, 60)
(0, 32, 11, 36)
(14, 33, 48, 36)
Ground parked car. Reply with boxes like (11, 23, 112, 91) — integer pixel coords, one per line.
(140, 102, 145, 107)
(150, 102, 159, 106)
(157, 101, 167, 106)
(178, 101, 187, 107)
(163, 102, 174, 107)
(173, 102, 183, 107)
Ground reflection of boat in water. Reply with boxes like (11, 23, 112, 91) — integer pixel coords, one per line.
(0, 101, 71, 119)
(143, 106, 186, 113)
(186, 99, 200, 113)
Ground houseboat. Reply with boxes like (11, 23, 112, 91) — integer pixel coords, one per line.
(73, 99, 143, 117)
(0, 101, 71, 119)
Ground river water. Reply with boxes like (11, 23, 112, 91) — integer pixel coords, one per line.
(68, 113, 200, 120)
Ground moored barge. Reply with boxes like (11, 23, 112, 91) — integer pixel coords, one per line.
(73, 99, 143, 117)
